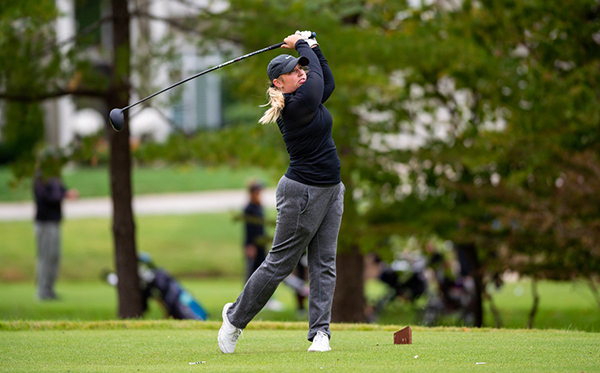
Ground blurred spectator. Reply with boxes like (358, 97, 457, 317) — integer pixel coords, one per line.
(242, 180, 268, 281)
(240, 180, 282, 311)
(422, 242, 476, 326)
(364, 252, 427, 322)
(365, 241, 479, 326)
(33, 149, 78, 301)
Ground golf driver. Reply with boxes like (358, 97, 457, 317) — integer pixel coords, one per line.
(109, 33, 316, 131)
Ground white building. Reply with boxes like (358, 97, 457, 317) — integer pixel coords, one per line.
(45, 0, 225, 147)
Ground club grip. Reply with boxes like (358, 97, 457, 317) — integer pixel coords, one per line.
(268, 33, 316, 50)
(269, 42, 286, 50)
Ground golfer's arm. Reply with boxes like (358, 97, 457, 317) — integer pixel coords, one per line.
(293, 40, 324, 111)
(312, 46, 335, 103)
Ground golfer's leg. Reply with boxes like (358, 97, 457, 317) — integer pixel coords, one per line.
(306, 184, 345, 341)
(228, 177, 315, 329)
(244, 257, 254, 282)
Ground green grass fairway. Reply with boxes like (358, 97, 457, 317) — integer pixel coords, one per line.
(0, 321, 598, 372)
(0, 213, 254, 281)
(1, 279, 599, 332)
(1, 209, 598, 330)
(0, 279, 302, 324)
(370, 280, 600, 331)
(0, 165, 276, 202)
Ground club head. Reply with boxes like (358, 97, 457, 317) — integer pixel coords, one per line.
(109, 108, 125, 132)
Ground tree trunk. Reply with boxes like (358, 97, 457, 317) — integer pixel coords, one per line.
(108, 0, 143, 318)
(527, 277, 539, 329)
(587, 276, 600, 310)
(332, 244, 366, 322)
(483, 288, 502, 328)
(456, 242, 484, 327)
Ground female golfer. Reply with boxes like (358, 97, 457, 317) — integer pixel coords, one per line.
(218, 31, 344, 353)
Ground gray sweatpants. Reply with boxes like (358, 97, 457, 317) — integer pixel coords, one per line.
(34, 221, 61, 299)
(228, 176, 345, 341)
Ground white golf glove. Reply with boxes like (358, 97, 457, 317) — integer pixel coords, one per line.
(295, 30, 319, 48)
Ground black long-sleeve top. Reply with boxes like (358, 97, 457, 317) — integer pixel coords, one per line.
(34, 177, 66, 222)
(276, 40, 341, 186)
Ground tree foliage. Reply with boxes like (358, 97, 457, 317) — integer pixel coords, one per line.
(356, 0, 600, 324)
(0, 1, 60, 165)
(3, 0, 598, 324)
(0, 0, 142, 318)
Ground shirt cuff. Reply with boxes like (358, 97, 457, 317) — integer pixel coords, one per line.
(294, 39, 309, 49)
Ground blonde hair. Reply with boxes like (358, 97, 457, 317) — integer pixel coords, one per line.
(258, 86, 285, 125)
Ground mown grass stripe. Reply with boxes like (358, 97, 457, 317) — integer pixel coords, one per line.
(0, 320, 390, 331)
(0, 320, 590, 334)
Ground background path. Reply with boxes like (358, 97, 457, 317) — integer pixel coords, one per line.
(0, 188, 277, 221)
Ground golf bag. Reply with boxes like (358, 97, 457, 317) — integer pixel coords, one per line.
(105, 253, 208, 320)
(365, 253, 428, 323)
(142, 268, 208, 320)
(370, 261, 427, 321)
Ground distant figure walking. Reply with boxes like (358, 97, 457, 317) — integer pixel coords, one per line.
(33, 150, 78, 300)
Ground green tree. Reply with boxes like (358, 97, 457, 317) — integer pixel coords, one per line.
(0, 0, 160, 318)
(0, 1, 60, 165)
(7, 0, 597, 326)
(359, 0, 600, 326)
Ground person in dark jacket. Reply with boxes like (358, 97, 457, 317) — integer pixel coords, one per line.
(218, 31, 344, 354)
(242, 181, 267, 281)
(33, 151, 78, 300)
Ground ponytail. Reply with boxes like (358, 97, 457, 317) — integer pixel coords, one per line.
(259, 86, 285, 125)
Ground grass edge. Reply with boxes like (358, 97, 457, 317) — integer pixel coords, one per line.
(0, 320, 592, 334)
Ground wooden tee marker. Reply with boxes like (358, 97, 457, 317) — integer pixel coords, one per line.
(394, 326, 412, 344)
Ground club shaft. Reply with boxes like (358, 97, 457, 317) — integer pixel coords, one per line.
(121, 42, 285, 112)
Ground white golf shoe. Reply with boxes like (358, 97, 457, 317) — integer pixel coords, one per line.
(308, 330, 331, 352)
(218, 303, 242, 354)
